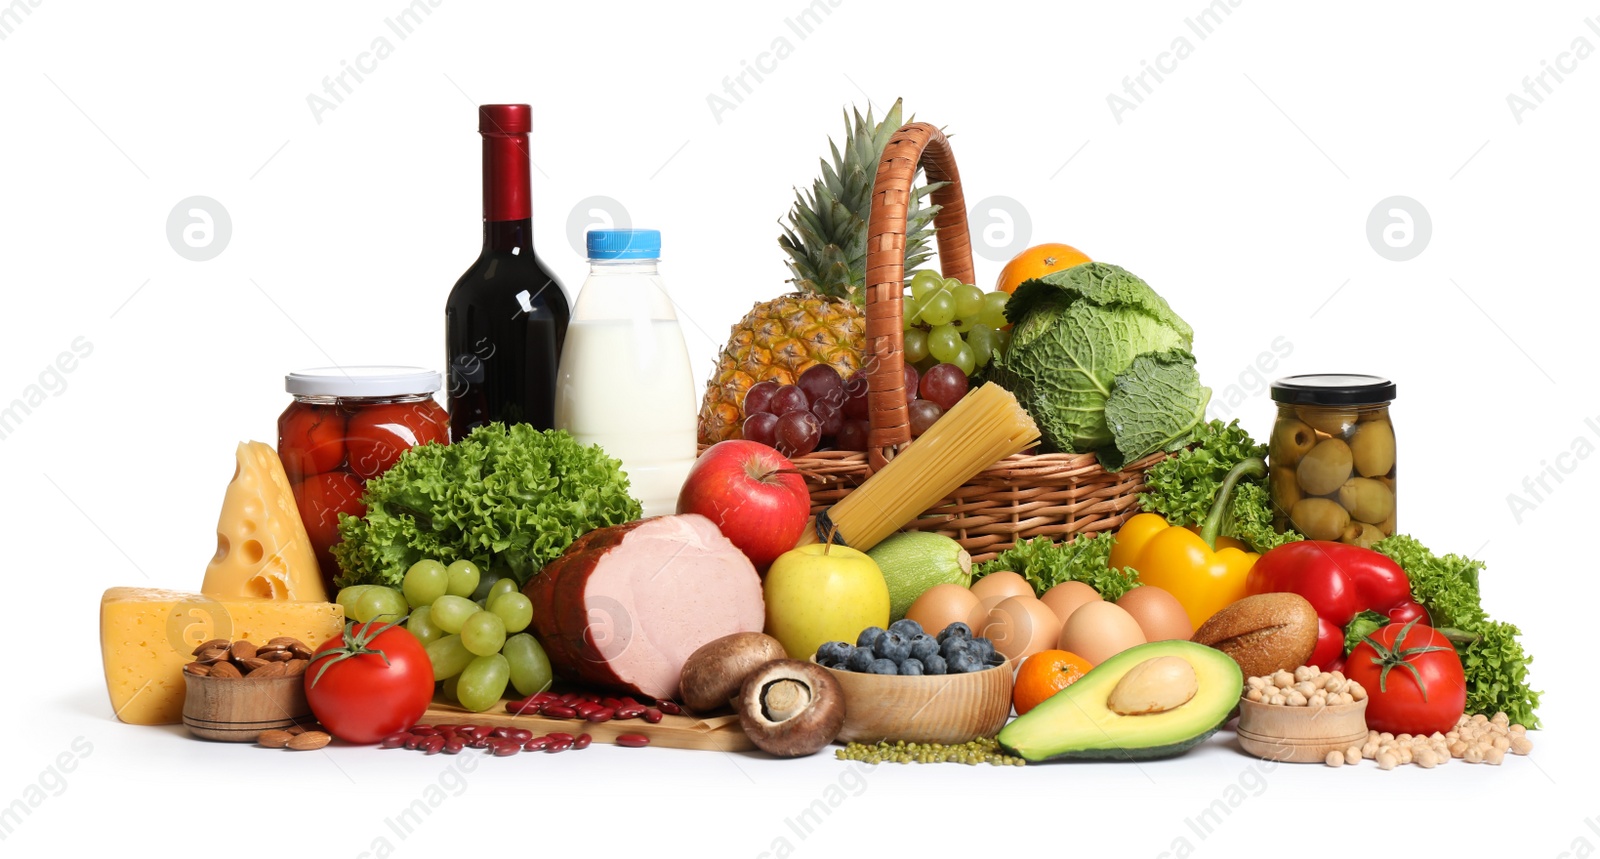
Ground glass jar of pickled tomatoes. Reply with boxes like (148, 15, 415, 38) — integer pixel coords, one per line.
(279, 366, 449, 592)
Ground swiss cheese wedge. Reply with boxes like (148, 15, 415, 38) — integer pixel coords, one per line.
(201, 441, 327, 602)
(99, 587, 344, 725)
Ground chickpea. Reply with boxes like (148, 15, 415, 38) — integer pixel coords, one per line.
(1511, 736, 1533, 755)
(1350, 684, 1368, 702)
(1294, 665, 1318, 683)
(1485, 747, 1506, 766)
(1415, 749, 1438, 768)
(1273, 671, 1295, 689)
(1310, 692, 1328, 707)
(1246, 688, 1265, 702)
(1345, 747, 1362, 766)
(1464, 748, 1485, 764)
(1493, 735, 1511, 751)
(1247, 676, 1267, 690)
(1472, 714, 1489, 725)
(1268, 694, 1286, 706)
(1325, 750, 1345, 768)
(1294, 680, 1318, 697)
(1377, 751, 1398, 771)
(1285, 690, 1308, 707)
(1325, 678, 1344, 693)
(1509, 724, 1527, 735)
(1491, 712, 1509, 726)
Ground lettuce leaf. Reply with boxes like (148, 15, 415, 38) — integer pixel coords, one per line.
(973, 533, 1140, 601)
(1139, 419, 1300, 553)
(333, 423, 642, 589)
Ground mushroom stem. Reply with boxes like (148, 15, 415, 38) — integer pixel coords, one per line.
(761, 678, 813, 723)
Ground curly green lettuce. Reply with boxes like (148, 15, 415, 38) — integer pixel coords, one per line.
(1139, 419, 1301, 553)
(333, 423, 642, 590)
(1374, 534, 1541, 727)
(973, 533, 1140, 601)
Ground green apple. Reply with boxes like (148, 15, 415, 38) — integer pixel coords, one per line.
(762, 543, 890, 661)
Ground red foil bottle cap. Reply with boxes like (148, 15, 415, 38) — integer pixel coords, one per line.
(479, 104, 531, 134)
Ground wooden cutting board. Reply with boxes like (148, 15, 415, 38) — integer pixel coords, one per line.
(422, 702, 755, 752)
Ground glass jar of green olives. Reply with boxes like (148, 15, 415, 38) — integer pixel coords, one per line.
(1268, 375, 1396, 547)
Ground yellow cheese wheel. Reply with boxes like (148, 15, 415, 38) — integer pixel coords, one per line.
(100, 587, 344, 725)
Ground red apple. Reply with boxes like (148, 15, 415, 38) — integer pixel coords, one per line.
(676, 440, 810, 571)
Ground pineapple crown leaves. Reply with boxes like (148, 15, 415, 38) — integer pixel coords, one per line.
(778, 98, 943, 304)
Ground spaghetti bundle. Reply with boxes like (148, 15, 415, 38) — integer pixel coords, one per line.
(798, 382, 1040, 552)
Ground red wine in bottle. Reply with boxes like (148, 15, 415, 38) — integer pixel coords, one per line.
(445, 104, 570, 439)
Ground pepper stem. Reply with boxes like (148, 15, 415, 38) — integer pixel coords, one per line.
(1198, 457, 1267, 550)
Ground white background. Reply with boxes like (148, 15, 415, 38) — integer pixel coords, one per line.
(3, 0, 1598, 856)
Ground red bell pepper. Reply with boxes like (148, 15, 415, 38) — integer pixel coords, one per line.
(1244, 541, 1428, 670)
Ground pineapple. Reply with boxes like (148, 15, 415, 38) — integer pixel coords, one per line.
(698, 99, 941, 444)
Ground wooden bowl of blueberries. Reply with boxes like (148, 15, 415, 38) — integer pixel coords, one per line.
(814, 620, 1013, 745)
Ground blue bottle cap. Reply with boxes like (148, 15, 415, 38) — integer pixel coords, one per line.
(587, 229, 660, 260)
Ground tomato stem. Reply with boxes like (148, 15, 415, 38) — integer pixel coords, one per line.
(309, 615, 404, 688)
(1360, 617, 1452, 703)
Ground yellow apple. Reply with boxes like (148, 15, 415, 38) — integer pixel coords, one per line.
(762, 543, 890, 661)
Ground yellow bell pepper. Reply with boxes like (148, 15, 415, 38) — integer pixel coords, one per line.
(1109, 458, 1266, 629)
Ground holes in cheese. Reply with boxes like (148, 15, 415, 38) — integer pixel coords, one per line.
(200, 442, 328, 603)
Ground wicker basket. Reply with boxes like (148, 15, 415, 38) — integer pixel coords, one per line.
(744, 121, 1165, 563)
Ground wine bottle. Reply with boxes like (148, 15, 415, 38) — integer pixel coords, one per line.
(445, 103, 570, 439)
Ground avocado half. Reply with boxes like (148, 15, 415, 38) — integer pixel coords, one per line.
(997, 640, 1243, 762)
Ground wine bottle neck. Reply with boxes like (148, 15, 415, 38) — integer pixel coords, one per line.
(482, 127, 532, 223)
(483, 218, 534, 253)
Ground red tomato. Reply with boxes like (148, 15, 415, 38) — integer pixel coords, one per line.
(1345, 619, 1466, 735)
(346, 401, 449, 480)
(293, 471, 366, 586)
(305, 621, 434, 744)
(279, 403, 347, 481)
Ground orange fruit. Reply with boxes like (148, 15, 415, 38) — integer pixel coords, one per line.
(1013, 649, 1094, 715)
(995, 243, 1091, 293)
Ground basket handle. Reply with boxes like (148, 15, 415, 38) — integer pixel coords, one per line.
(863, 121, 975, 472)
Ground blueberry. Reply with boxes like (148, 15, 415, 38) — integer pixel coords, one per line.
(867, 658, 899, 676)
(922, 653, 948, 675)
(967, 637, 995, 660)
(908, 633, 940, 662)
(984, 650, 1006, 667)
(888, 618, 924, 639)
(856, 626, 886, 649)
(846, 647, 875, 672)
(948, 651, 982, 674)
(816, 641, 851, 666)
(873, 631, 911, 663)
(939, 636, 970, 660)
(936, 622, 972, 643)
(900, 658, 924, 676)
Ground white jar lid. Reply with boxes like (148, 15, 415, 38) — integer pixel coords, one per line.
(285, 366, 442, 398)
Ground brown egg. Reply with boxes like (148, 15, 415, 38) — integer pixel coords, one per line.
(1040, 581, 1102, 625)
(981, 596, 1062, 664)
(1058, 600, 1147, 666)
(969, 571, 1033, 604)
(1116, 586, 1195, 642)
(905, 584, 981, 639)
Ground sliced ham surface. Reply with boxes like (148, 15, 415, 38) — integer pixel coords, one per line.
(525, 514, 765, 700)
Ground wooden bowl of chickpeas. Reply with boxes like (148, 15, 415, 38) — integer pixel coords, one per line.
(1235, 666, 1369, 763)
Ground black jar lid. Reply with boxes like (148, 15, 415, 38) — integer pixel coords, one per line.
(1270, 374, 1396, 406)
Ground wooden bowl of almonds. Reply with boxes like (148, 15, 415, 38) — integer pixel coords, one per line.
(1235, 665, 1369, 764)
(182, 637, 314, 742)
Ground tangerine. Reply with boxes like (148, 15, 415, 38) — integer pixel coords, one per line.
(1013, 649, 1094, 715)
(995, 243, 1091, 293)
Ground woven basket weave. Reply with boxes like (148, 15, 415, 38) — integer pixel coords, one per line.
(764, 121, 1162, 563)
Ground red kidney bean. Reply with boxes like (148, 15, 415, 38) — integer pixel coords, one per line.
(523, 737, 550, 752)
(615, 705, 646, 720)
(409, 725, 439, 737)
(421, 736, 445, 755)
(643, 708, 663, 724)
(468, 738, 492, 750)
(405, 735, 427, 751)
(656, 701, 682, 716)
(379, 732, 412, 749)
(558, 692, 582, 706)
(602, 697, 625, 710)
(573, 702, 601, 717)
(443, 738, 465, 755)
(546, 732, 574, 744)
(573, 734, 592, 750)
(615, 734, 651, 748)
(505, 728, 533, 743)
(452, 724, 478, 735)
(491, 741, 522, 757)
(490, 727, 514, 739)
(505, 700, 536, 715)
(585, 708, 614, 723)
(545, 739, 573, 753)
(469, 726, 494, 741)
(541, 705, 578, 719)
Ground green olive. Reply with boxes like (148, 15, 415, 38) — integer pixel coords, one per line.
(1357, 407, 1390, 423)
(1270, 418, 1317, 468)
(1377, 510, 1396, 537)
(1296, 438, 1353, 496)
(1290, 498, 1351, 541)
(1341, 522, 1385, 549)
(1349, 419, 1396, 478)
(1297, 406, 1358, 436)
(1338, 477, 1395, 524)
(1269, 466, 1302, 516)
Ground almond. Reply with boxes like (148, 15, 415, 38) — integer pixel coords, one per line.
(288, 644, 314, 660)
(192, 638, 232, 656)
(287, 731, 332, 751)
(209, 661, 243, 679)
(230, 640, 258, 662)
(237, 657, 271, 673)
(195, 647, 230, 665)
(285, 659, 310, 677)
(267, 637, 304, 648)
(258, 729, 294, 748)
(183, 662, 211, 676)
(249, 661, 287, 679)
(256, 646, 292, 661)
